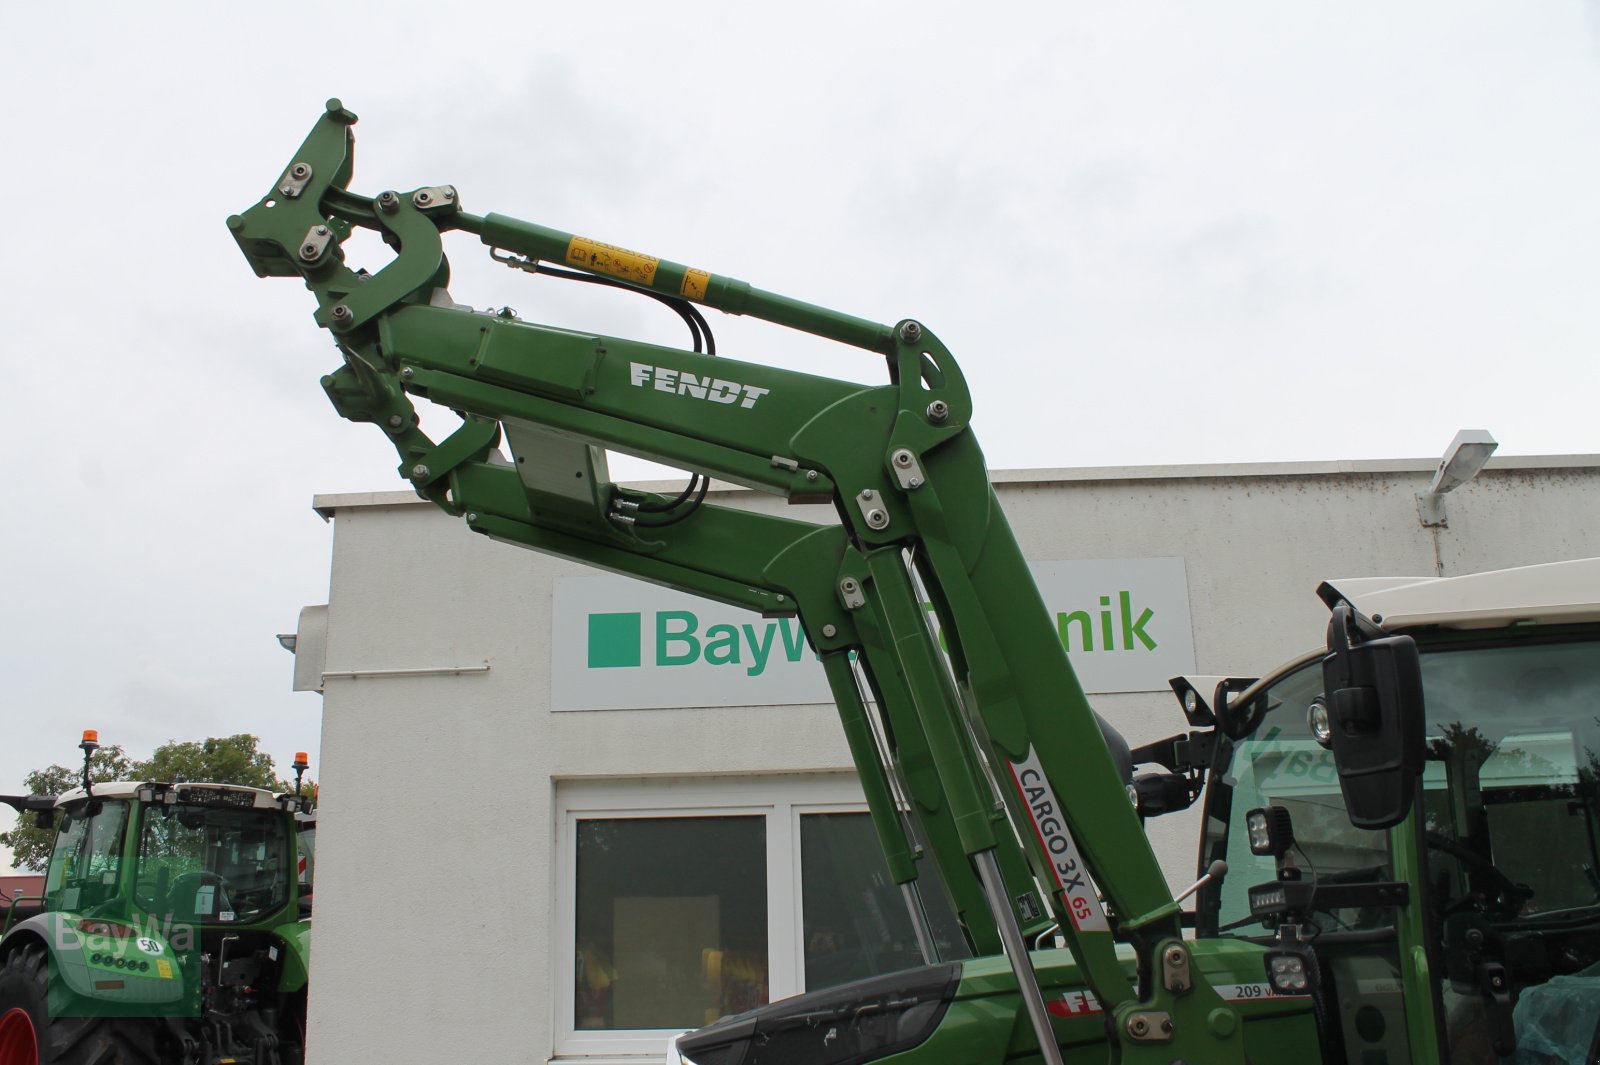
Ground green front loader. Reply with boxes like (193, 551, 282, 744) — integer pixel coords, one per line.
(227, 100, 1598, 1065)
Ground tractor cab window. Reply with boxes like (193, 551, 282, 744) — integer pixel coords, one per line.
(135, 803, 290, 924)
(1201, 661, 1394, 938)
(1422, 635, 1600, 1065)
(45, 800, 129, 913)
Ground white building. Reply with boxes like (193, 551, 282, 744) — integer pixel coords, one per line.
(289, 453, 1600, 1065)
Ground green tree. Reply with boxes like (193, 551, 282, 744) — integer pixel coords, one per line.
(1, 735, 313, 872)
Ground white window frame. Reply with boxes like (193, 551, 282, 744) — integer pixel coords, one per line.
(554, 774, 868, 1061)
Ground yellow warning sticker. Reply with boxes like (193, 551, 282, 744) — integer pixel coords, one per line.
(566, 236, 660, 286)
(156, 959, 173, 980)
(680, 268, 712, 301)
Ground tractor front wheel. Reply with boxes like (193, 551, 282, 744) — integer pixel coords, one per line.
(0, 945, 160, 1065)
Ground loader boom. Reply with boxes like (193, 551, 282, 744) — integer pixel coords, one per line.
(230, 100, 1253, 1065)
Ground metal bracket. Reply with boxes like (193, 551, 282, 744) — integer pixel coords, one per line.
(839, 577, 866, 610)
(1124, 1010, 1173, 1042)
(889, 448, 925, 490)
(412, 185, 459, 211)
(278, 161, 313, 199)
(299, 224, 333, 263)
(1161, 943, 1192, 994)
(856, 489, 890, 530)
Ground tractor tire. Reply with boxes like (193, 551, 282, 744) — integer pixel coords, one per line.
(0, 945, 160, 1065)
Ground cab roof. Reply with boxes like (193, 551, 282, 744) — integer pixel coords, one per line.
(1321, 557, 1600, 632)
(54, 781, 282, 809)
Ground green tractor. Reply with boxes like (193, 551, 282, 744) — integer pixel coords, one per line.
(0, 734, 312, 1065)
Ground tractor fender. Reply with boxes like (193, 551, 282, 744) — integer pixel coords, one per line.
(271, 917, 311, 993)
(1, 912, 187, 1008)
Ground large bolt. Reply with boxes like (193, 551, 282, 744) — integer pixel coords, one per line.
(377, 190, 400, 215)
(291, 163, 310, 179)
(387, 415, 404, 428)
(1129, 1017, 1148, 1037)
(840, 578, 860, 594)
(411, 464, 431, 482)
(866, 509, 889, 529)
(806, 470, 819, 482)
(300, 243, 320, 260)
(926, 399, 950, 423)
(821, 624, 837, 638)
(330, 304, 353, 325)
(413, 190, 433, 207)
(400, 367, 415, 381)
(892, 449, 914, 468)
(899, 321, 923, 344)
(1166, 947, 1185, 967)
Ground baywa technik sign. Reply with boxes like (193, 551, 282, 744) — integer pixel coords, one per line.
(551, 559, 1196, 711)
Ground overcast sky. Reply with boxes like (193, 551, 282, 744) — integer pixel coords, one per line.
(4, 2, 1598, 866)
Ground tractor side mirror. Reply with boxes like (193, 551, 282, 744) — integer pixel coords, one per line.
(34, 809, 55, 830)
(1320, 602, 1425, 829)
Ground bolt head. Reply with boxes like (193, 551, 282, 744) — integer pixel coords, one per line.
(908, 477, 922, 489)
(806, 470, 819, 482)
(899, 321, 923, 344)
(411, 464, 430, 481)
(821, 624, 837, 638)
(866, 509, 888, 528)
(466, 512, 478, 523)
(893, 450, 913, 467)
(330, 304, 352, 322)
(291, 163, 310, 178)
(387, 415, 404, 428)
(301, 244, 319, 259)
(927, 399, 950, 423)
(400, 367, 415, 380)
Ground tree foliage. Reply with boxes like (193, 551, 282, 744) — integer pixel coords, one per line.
(1, 734, 315, 872)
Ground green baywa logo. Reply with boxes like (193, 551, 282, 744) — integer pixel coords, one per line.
(587, 591, 1157, 674)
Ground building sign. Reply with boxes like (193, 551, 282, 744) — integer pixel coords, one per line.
(551, 558, 1195, 711)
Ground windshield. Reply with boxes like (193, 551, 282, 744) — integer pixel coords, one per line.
(1201, 661, 1392, 937)
(1202, 631, 1600, 937)
(135, 803, 291, 923)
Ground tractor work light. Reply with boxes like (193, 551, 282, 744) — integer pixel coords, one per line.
(1263, 943, 1319, 997)
(1307, 699, 1333, 748)
(1245, 806, 1295, 858)
(677, 963, 960, 1065)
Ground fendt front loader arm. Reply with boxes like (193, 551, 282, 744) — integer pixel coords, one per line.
(231, 100, 1250, 1065)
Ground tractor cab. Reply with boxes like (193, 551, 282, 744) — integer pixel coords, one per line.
(46, 781, 296, 930)
(1190, 560, 1600, 1065)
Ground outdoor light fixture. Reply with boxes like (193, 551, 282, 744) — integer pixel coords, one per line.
(276, 633, 298, 653)
(1245, 805, 1296, 858)
(1417, 429, 1497, 527)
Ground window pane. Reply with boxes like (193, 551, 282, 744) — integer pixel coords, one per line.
(800, 812, 968, 991)
(575, 816, 767, 1030)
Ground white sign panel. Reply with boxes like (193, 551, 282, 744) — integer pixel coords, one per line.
(550, 558, 1195, 711)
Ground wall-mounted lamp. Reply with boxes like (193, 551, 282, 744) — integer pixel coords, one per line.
(276, 633, 298, 654)
(1417, 429, 1497, 528)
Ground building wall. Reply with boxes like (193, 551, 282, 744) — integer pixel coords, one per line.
(299, 456, 1600, 1065)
